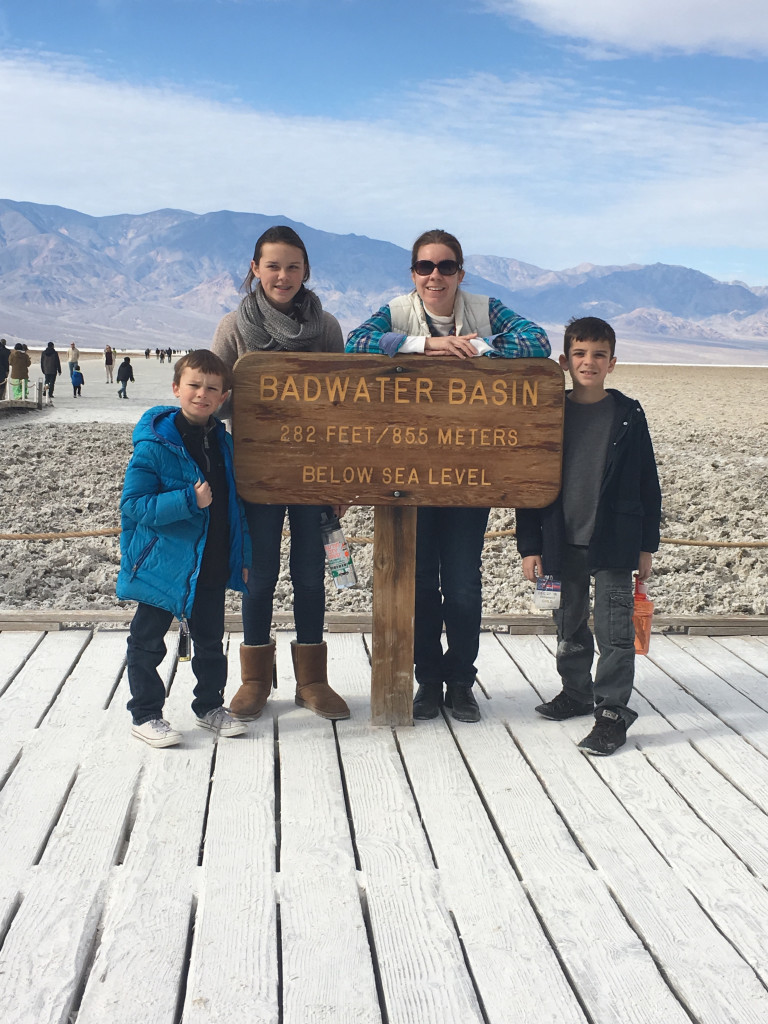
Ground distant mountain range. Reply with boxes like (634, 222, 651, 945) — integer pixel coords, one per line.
(1, 198, 766, 363)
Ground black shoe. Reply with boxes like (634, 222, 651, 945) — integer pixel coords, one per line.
(578, 709, 627, 756)
(444, 683, 480, 723)
(413, 682, 443, 720)
(535, 690, 593, 721)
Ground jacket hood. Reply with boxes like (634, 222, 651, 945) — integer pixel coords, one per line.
(132, 406, 185, 448)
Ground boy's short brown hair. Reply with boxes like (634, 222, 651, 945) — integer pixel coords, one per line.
(563, 316, 616, 358)
(173, 349, 232, 392)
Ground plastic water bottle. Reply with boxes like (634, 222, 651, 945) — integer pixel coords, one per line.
(319, 509, 357, 589)
(633, 576, 654, 656)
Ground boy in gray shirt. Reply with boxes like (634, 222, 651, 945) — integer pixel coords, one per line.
(515, 317, 661, 755)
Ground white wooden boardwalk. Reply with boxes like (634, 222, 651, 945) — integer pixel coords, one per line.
(1, 628, 768, 1024)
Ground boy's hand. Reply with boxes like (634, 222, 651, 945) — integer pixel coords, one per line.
(522, 555, 543, 583)
(194, 479, 212, 508)
(637, 551, 653, 581)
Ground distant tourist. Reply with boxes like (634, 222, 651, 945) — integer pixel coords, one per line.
(346, 228, 551, 724)
(104, 344, 115, 383)
(516, 316, 662, 756)
(0, 338, 11, 400)
(71, 363, 85, 398)
(8, 342, 31, 400)
(212, 224, 350, 722)
(40, 342, 62, 406)
(145, 347, 151, 359)
(117, 356, 134, 398)
(166, 346, 172, 363)
(66, 342, 80, 379)
(116, 350, 251, 747)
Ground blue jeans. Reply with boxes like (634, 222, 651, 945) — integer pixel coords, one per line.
(554, 544, 637, 726)
(414, 506, 490, 687)
(126, 584, 227, 724)
(242, 503, 325, 645)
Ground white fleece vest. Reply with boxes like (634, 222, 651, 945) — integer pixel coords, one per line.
(388, 290, 492, 337)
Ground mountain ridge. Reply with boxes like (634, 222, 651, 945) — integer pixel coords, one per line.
(1, 199, 766, 363)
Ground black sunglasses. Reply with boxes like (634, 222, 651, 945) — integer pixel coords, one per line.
(411, 259, 461, 277)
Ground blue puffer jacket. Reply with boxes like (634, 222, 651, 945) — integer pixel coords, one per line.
(116, 406, 251, 619)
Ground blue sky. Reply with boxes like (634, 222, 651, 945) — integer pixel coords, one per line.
(1, 0, 766, 284)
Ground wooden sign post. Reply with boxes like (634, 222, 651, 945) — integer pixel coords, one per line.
(232, 354, 564, 725)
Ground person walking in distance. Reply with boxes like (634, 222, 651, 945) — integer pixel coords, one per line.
(117, 356, 134, 398)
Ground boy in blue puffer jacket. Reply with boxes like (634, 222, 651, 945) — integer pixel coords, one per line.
(117, 350, 251, 747)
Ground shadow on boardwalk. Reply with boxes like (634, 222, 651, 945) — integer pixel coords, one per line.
(2, 628, 768, 1023)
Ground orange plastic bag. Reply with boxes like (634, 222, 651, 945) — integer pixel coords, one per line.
(633, 575, 654, 656)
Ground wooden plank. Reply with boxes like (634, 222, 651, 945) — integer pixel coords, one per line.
(0, 634, 151, 1024)
(0, 631, 92, 744)
(332, 635, 501, 1023)
(494, 636, 768, 1024)
(716, 634, 768, 676)
(647, 636, 768, 758)
(76, 654, 218, 1024)
(579, 700, 768, 984)
(274, 635, 381, 1024)
(184, 637, 279, 1024)
(0, 877, 104, 1024)
(631, 648, 768, 818)
(668, 634, 768, 712)
(0, 630, 43, 695)
(371, 505, 416, 726)
(0, 631, 129, 884)
(395, 712, 588, 1024)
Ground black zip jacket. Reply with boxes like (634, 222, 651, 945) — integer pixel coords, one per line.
(516, 389, 661, 575)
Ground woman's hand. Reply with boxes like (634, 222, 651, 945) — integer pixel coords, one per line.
(424, 334, 480, 358)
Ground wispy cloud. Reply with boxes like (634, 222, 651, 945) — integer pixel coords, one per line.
(2, 53, 766, 278)
(482, 1, 768, 57)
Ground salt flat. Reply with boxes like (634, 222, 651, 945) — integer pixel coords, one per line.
(2, 628, 768, 1023)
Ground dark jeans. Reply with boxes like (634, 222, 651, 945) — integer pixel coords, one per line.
(44, 372, 58, 398)
(554, 544, 637, 726)
(126, 584, 227, 725)
(117, 381, 128, 397)
(414, 506, 490, 687)
(242, 502, 325, 645)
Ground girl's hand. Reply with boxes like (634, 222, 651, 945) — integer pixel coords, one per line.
(424, 334, 480, 358)
(242, 568, 249, 584)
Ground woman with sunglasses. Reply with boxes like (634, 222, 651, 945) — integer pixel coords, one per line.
(346, 228, 550, 723)
(212, 225, 350, 724)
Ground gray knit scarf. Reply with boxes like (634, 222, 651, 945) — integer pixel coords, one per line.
(237, 283, 325, 352)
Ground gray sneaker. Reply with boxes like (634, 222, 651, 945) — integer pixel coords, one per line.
(195, 707, 247, 738)
(131, 718, 181, 748)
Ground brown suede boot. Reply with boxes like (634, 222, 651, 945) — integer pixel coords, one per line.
(229, 642, 275, 720)
(291, 641, 350, 720)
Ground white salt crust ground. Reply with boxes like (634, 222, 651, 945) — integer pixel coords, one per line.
(1, 357, 766, 617)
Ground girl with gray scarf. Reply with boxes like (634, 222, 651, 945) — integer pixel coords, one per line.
(212, 225, 349, 723)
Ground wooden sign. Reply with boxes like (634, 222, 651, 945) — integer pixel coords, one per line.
(232, 354, 563, 508)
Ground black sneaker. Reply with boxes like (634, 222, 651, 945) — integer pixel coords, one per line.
(444, 683, 480, 723)
(578, 709, 627, 756)
(535, 690, 593, 721)
(413, 682, 443, 720)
